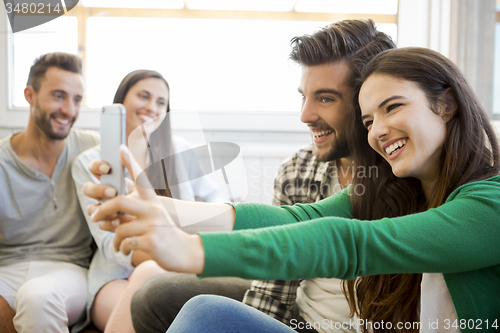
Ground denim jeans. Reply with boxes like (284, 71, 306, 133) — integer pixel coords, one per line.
(131, 274, 251, 332)
(167, 295, 297, 333)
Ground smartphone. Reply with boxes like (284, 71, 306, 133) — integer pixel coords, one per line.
(100, 104, 126, 201)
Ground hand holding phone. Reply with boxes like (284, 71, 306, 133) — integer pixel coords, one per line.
(100, 104, 126, 201)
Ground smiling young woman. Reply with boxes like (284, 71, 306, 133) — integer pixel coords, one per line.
(72, 70, 231, 333)
(84, 48, 500, 333)
(345, 47, 500, 332)
(359, 75, 449, 197)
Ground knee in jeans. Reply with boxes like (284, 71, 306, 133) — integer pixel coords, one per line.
(184, 295, 226, 313)
(131, 274, 170, 314)
(130, 284, 148, 313)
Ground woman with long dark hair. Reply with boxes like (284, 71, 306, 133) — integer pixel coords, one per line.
(342, 46, 500, 331)
(86, 49, 500, 332)
(72, 70, 228, 332)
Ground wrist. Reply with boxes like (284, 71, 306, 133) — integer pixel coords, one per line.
(186, 234, 205, 275)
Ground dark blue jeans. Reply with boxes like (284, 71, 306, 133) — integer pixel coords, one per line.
(167, 295, 296, 333)
(131, 274, 251, 332)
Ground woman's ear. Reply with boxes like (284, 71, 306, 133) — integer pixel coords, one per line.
(440, 88, 457, 122)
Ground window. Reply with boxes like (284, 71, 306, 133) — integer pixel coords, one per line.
(8, 1, 398, 113)
(12, 17, 78, 107)
(84, 18, 329, 112)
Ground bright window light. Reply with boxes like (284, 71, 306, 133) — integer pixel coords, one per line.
(12, 17, 78, 107)
(10, 13, 399, 113)
(295, 0, 398, 15)
(81, 0, 184, 9)
(85, 18, 332, 112)
(375, 23, 398, 43)
(186, 0, 296, 12)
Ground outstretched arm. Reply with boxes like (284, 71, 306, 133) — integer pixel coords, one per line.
(83, 146, 236, 233)
(87, 167, 206, 275)
(90, 171, 500, 281)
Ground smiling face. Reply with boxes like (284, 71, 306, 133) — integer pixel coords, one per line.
(123, 77, 169, 139)
(299, 62, 353, 162)
(30, 67, 83, 140)
(359, 74, 448, 190)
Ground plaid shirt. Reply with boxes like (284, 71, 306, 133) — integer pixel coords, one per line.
(242, 144, 337, 324)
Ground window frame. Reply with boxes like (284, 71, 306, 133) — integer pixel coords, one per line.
(0, 3, 398, 131)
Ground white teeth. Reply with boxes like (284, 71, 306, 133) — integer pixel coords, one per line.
(312, 130, 333, 139)
(138, 114, 153, 122)
(385, 139, 407, 155)
(54, 118, 70, 125)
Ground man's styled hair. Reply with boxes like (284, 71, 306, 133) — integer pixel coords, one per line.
(289, 19, 396, 87)
(27, 52, 82, 92)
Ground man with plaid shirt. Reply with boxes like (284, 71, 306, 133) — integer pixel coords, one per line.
(241, 20, 395, 333)
(242, 146, 351, 332)
(130, 19, 395, 333)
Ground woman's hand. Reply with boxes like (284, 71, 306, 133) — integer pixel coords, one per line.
(84, 146, 206, 274)
(84, 150, 136, 200)
(88, 182, 205, 274)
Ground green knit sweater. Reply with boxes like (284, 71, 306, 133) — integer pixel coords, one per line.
(199, 176, 500, 330)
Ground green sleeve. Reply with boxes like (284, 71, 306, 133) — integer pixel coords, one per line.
(230, 186, 353, 231)
(200, 177, 500, 280)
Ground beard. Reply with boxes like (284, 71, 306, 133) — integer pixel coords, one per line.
(312, 129, 351, 162)
(33, 101, 75, 140)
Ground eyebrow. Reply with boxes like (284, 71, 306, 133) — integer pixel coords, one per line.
(297, 88, 343, 98)
(361, 95, 406, 121)
(378, 95, 404, 109)
(51, 89, 82, 100)
(51, 89, 67, 95)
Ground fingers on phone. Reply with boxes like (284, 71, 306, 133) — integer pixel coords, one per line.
(98, 221, 115, 232)
(88, 160, 111, 178)
(83, 182, 117, 200)
(104, 188, 117, 198)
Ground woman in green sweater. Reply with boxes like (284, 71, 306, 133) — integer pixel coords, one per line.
(85, 48, 500, 332)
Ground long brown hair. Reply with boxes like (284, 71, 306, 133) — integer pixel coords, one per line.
(113, 70, 178, 198)
(344, 48, 500, 331)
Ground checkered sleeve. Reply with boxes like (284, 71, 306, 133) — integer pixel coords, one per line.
(242, 154, 303, 324)
(242, 279, 300, 324)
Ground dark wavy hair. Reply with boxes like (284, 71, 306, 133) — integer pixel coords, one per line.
(113, 70, 177, 198)
(27, 52, 82, 92)
(344, 47, 500, 332)
(290, 19, 395, 89)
